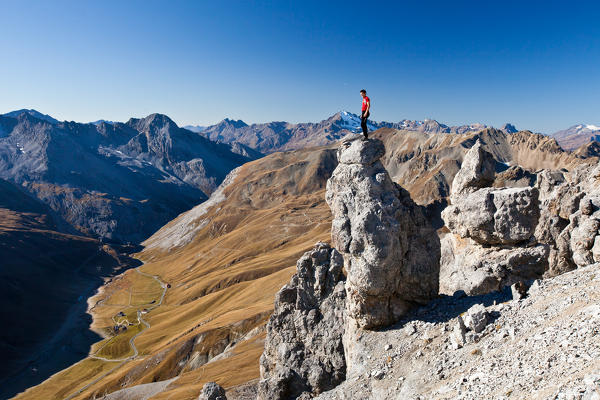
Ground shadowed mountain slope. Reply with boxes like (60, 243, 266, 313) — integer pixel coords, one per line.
(0, 178, 133, 399)
(0, 111, 254, 242)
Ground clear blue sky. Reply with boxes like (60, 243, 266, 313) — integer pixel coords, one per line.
(1, 0, 598, 133)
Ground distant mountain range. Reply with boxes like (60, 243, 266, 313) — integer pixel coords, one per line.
(0, 110, 255, 242)
(190, 111, 518, 154)
(551, 124, 600, 151)
(2, 107, 598, 242)
(188, 112, 600, 154)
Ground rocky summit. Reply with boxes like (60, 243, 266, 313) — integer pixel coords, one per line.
(440, 140, 548, 295)
(326, 138, 439, 329)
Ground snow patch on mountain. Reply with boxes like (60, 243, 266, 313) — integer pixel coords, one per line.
(339, 111, 379, 132)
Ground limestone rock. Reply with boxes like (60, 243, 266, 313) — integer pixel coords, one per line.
(570, 213, 600, 267)
(336, 136, 385, 165)
(463, 304, 489, 333)
(510, 281, 529, 301)
(440, 233, 548, 296)
(450, 316, 467, 349)
(198, 382, 226, 400)
(258, 242, 346, 399)
(450, 139, 496, 200)
(593, 236, 600, 263)
(443, 186, 540, 245)
(534, 167, 600, 275)
(440, 140, 550, 295)
(326, 138, 440, 329)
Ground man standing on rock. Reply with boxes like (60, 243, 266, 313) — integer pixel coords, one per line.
(360, 89, 371, 140)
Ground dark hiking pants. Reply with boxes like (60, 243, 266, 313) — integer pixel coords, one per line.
(361, 111, 370, 137)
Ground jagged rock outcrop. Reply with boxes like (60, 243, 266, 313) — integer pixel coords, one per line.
(258, 242, 346, 399)
(440, 233, 548, 295)
(534, 165, 600, 276)
(443, 186, 540, 246)
(449, 140, 496, 200)
(325, 138, 440, 329)
(198, 382, 227, 400)
(441, 140, 548, 295)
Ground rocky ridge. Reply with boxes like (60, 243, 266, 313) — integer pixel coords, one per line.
(0, 111, 254, 242)
(198, 112, 515, 154)
(259, 137, 600, 399)
(440, 140, 548, 295)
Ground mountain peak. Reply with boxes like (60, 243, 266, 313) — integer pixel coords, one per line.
(552, 123, 600, 151)
(144, 113, 177, 125)
(3, 109, 59, 124)
(126, 113, 179, 132)
(502, 123, 518, 133)
(219, 118, 248, 128)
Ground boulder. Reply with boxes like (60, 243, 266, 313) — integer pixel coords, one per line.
(450, 316, 467, 349)
(450, 139, 496, 200)
(257, 242, 346, 399)
(326, 138, 440, 329)
(198, 382, 226, 400)
(440, 233, 548, 296)
(443, 186, 540, 246)
(463, 304, 489, 333)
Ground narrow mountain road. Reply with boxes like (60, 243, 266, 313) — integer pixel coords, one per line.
(65, 265, 167, 399)
(89, 267, 166, 362)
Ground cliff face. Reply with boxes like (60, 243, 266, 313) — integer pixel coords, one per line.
(325, 138, 440, 329)
(258, 242, 346, 399)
